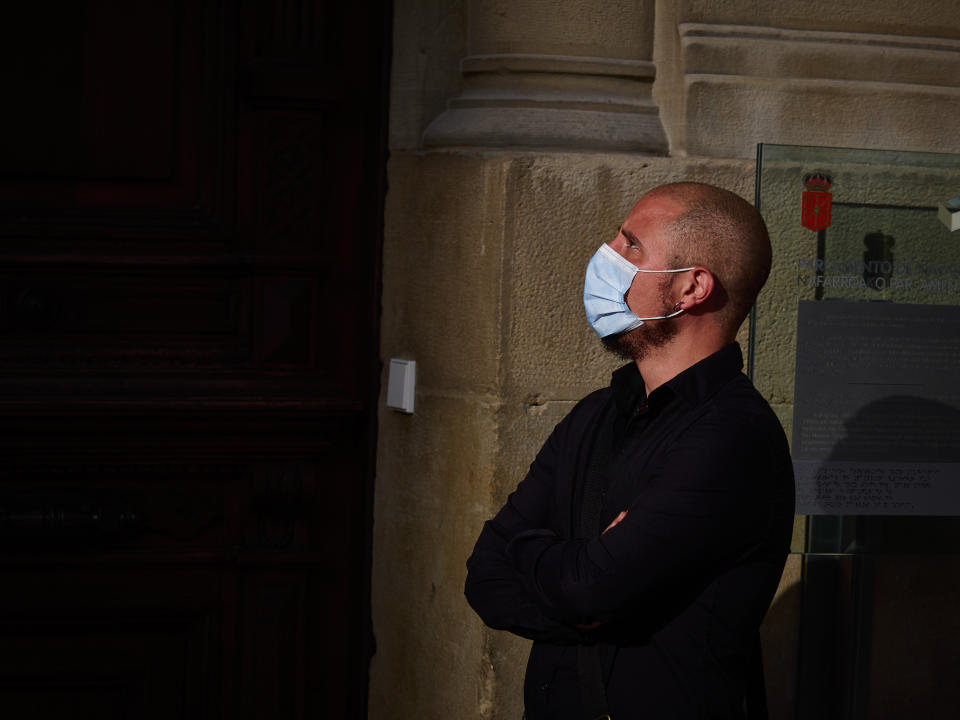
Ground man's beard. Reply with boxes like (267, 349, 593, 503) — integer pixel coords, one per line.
(601, 279, 678, 361)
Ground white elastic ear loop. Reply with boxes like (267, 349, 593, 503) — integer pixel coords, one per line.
(627, 259, 694, 322)
(597, 244, 695, 275)
(635, 306, 685, 322)
(634, 267, 695, 274)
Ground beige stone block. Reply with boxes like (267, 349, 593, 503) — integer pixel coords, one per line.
(686, 75, 960, 159)
(370, 393, 574, 720)
(681, 24, 960, 87)
(493, 399, 578, 501)
(499, 154, 647, 402)
(680, 0, 960, 35)
(381, 151, 509, 397)
(485, 632, 531, 720)
(468, 0, 654, 59)
(791, 515, 806, 554)
(677, 24, 960, 158)
(371, 391, 501, 719)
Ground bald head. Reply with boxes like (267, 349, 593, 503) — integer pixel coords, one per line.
(646, 182, 771, 334)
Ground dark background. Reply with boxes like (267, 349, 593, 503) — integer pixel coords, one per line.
(0, 1, 390, 717)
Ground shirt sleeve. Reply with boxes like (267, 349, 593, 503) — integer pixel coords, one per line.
(504, 407, 792, 625)
(464, 408, 586, 643)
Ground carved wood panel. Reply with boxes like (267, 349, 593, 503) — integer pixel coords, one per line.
(0, 0, 229, 241)
(0, 0, 388, 717)
(0, 568, 218, 719)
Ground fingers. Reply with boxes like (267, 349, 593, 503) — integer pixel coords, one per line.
(603, 510, 628, 533)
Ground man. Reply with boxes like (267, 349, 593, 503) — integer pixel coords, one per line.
(465, 182, 795, 719)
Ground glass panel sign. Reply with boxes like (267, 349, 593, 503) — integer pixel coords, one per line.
(753, 144, 960, 553)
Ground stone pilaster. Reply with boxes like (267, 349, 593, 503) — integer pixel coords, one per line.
(424, 0, 668, 152)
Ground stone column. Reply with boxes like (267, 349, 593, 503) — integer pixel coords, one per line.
(424, 0, 667, 153)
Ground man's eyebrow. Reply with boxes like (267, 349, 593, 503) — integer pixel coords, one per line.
(620, 226, 642, 245)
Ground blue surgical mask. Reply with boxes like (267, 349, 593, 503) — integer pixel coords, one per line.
(583, 243, 693, 338)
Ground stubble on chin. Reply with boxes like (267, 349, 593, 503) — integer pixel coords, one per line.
(601, 277, 678, 361)
(601, 320, 677, 361)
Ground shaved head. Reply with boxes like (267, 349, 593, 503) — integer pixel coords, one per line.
(645, 182, 771, 333)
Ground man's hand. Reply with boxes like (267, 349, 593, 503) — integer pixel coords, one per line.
(604, 510, 627, 533)
(575, 511, 628, 631)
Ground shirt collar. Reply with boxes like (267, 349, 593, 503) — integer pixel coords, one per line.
(609, 342, 745, 409)
(611, 357, 649, 417)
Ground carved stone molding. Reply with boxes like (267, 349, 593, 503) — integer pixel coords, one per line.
(679, 23, 960, 158)
(681, 24, 960, 85)
(424, 53, 668, 152)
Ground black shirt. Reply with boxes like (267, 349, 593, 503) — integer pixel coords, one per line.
(465, 343, 795, 719)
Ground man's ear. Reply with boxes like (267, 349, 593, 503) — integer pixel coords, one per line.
(678, 267, 714, 309)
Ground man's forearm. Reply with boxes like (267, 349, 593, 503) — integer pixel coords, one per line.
(465, 524, 583, 642)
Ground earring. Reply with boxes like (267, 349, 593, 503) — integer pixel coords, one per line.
(673, 301, 683, 311)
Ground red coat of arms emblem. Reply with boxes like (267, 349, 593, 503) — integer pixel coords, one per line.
(801, 172, 833, 231)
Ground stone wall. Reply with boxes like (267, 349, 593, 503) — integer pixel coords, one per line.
(371, 2, 960, 718)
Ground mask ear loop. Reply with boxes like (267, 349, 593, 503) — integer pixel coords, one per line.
(636, 304, 685, 322)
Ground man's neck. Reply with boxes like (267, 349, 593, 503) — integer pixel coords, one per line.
(634, 332, 731, 394)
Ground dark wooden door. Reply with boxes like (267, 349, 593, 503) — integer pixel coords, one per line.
(0, 1, 389, 718)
